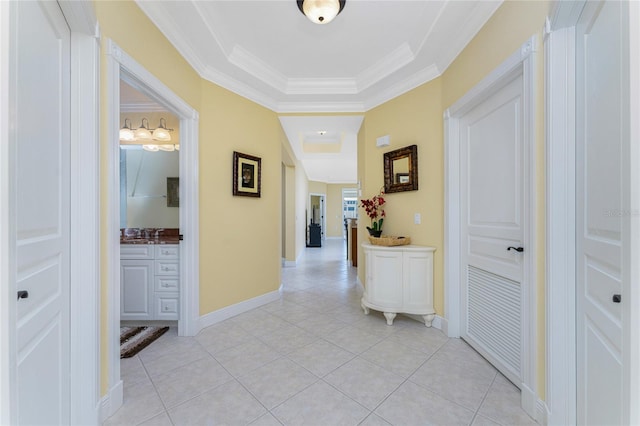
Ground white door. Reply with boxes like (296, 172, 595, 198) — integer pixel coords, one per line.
(459, 73, 526, 387)
(10, 1, 71, 424)
(576, 1, 628, 424)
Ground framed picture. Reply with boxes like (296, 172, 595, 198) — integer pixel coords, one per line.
(167, 177, 179, 207)
(233, 151, 261, 197)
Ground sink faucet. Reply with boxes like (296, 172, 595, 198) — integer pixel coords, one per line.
(155, 228, 164, 238)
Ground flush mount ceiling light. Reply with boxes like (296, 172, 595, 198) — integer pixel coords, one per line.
(297, 0, 346, 24)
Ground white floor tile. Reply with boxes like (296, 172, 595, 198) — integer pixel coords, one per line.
(271, 381, 369, 426)
(105, 240, 532, 426)
(167, 379, 266, 425)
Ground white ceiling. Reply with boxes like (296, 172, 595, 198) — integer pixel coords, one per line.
(132, 0, 502, 183)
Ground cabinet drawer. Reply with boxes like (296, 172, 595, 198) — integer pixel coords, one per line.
(155, 276, 179, 292)
(120, 245, 154, 259)
(155, 244, 179, 260)
(154, 293, 179, 320)
(155, 261, 179, 276)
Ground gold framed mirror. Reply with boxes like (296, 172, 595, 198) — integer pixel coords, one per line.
(383, 144, 418, 193)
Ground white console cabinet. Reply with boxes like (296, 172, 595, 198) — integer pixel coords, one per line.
(361, 244, 436, 326)
(121, 244, 180, 321)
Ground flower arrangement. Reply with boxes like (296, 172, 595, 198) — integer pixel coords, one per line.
(360, 188, 386, 236)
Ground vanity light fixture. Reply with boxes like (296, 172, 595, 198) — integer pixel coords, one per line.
(119, 118, 135, 142)
(152, 118, 172, 142)
(122, 117, 177, 151)
(297, 0, 346, 24)
(133, 118, 153, 141)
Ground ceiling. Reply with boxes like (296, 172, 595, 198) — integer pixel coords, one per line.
(130, 0, 502, 183)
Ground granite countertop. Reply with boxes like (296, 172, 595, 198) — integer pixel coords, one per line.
(120, 228, 180, 245)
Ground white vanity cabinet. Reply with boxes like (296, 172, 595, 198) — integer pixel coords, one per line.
(361, 244, 436, 326)
(121, 244, 179, 321)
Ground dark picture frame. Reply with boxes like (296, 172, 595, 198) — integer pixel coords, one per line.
(166, 177, 179, 207)
(233, 151, 261, 197)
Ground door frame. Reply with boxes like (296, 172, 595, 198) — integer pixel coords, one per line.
(444, 35, 539, 419)
(545, 1, 640, 424)
(309, 192, 326, 239)
(0, 1, 100, 424)
(104, 39, 200, 417)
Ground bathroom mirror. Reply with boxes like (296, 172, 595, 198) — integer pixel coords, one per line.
(383, 144, 418, 193)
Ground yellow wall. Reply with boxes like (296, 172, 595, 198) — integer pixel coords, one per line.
(198, 80, 282, 313)
(357, 80, 444, 309)
(357, 0, 550, 401)
(96, 0, 281, 395)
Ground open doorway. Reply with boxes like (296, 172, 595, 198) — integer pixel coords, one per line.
(119, 81, 181, 326)
(308, 193, 325, 247)
(105, 39, 200, 416)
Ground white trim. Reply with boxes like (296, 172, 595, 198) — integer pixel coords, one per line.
(544, 22, 576, 426)
(105, 39, 200, 418)
(68, 15, 101, 426)
(0, 3, 12, 424)
(282, 259, 297, 268)
(98, 381, 123, 424)
(628, 4, 640, 425)
(443, 35, 538, 419)
(199, 290, 281, 330)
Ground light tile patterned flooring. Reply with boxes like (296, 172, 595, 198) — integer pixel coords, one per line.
(105, 239, 536, 426)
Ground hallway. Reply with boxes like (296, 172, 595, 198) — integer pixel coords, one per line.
(105, 239, 535, 425)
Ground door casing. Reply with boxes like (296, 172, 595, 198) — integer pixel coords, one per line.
(104, 39, 200, 420)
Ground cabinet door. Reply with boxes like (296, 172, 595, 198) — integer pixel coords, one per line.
(368, 250, 403, 309)
(121, 260, 154, 320)
(402, 250, 434, 314)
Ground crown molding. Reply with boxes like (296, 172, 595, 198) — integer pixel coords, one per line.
(286, 78, 358, 95)
(363, 63, 440, 111)
(201, 67, 278, 111)
(228, 45, 288, 92)
(356, 42, 415, 92)
(120, 102, 168, 113)
(276, 101, 365, 114)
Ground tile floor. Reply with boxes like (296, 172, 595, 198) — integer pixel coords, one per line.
(105, 239, 537, 426)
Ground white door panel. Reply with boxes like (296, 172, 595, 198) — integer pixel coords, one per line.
(576, 1, 626, 424)
(10, 1, 71, 424)
(460, 73, 526, 387)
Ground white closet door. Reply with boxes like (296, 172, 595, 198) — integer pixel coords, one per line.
(10, 1, 72, 424)
(460, 73, 526, 386)
(576, 1, 628, 424)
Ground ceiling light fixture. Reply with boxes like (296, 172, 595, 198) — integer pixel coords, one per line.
(297, 0, 346, 25)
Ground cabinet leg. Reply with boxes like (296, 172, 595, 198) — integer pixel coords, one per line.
(423, 314, 435, 327)
(361, 300, 370, 315)
(383, 312, 396, 326)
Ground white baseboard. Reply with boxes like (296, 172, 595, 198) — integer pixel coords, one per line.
(521, 383, 538, 421)
(199, 289, 281, 330)
(403, 314, 446, 330)
(537, 399, 549, 425)
(282, 259, 297, 267)
(99, 379, 123, 423)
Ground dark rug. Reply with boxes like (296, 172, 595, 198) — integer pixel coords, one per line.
(120, 326, 169, 358)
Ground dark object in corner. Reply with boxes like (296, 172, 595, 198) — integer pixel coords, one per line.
(307, 223, 321, 247)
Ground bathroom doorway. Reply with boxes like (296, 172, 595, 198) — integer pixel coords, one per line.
(105, 39, 200, 416)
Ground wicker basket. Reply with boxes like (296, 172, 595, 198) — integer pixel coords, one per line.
(368, 235, 411, 246)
